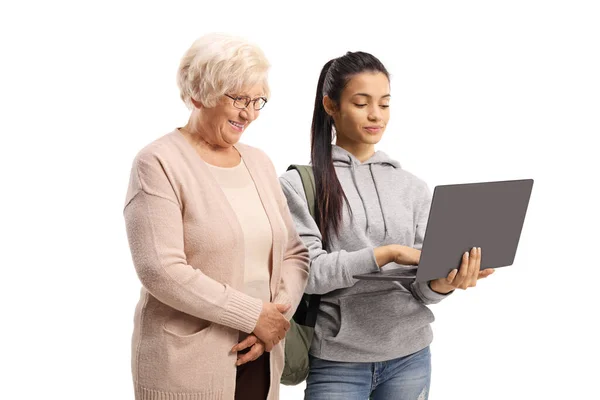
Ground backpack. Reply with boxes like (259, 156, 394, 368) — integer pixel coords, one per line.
(280, 165, 322, 386)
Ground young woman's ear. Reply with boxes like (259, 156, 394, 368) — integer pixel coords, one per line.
(323, 95, 337, 117)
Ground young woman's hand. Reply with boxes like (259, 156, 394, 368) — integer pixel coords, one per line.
(429, 247, 494, 294)
(374, 244, 421, 267)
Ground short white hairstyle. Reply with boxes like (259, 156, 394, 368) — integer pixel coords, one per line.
(177, 33, 271, 109)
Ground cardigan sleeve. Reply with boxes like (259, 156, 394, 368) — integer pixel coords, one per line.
(261, 153, 310, 320)
(124, 153, 263, 333)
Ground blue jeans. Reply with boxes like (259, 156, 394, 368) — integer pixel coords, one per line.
(304, 346, 431, 400)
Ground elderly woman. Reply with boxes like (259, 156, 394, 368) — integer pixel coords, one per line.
(123, 33, 310, 400)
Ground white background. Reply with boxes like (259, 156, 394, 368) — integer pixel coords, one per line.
(1, 1, 598, 399)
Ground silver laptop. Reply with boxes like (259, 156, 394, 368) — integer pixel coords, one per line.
(353, 179, 534, 283)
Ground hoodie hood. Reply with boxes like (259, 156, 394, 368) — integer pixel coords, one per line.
(331, 145, 401, 168)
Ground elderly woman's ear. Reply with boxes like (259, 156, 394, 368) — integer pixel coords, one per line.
(190, 98, 203, 109)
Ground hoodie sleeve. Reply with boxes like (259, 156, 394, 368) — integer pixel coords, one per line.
(408, 182, 454, 304)
(279, 172, 379, 295)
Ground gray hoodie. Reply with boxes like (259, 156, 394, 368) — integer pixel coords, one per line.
(279, 145, 451, 362)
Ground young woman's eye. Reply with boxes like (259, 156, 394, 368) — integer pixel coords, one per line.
(380, 105, 390, 109)
(354, 103, 367, 108)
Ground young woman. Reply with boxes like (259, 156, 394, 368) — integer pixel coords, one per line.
(279, 51, 494, 400)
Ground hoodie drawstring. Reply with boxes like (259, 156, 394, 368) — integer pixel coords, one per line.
(370, 164, 389, 239)
(349, 156, 389, 238)
(349, 157, 372, 234)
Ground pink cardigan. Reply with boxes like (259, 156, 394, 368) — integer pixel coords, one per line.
(124, 130, 309, 400)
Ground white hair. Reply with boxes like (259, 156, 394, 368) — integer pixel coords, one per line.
(176, 33, 271, 109)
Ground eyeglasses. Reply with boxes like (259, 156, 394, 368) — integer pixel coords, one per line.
(225, 94, 268, 111)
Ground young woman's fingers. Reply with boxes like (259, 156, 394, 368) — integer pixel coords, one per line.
(446, 268, 458, 283)
(452, 251, 470, 288)
(469, 247, 481, 287)
(464, 247, 478, 288)
(478, 268, 495, 279)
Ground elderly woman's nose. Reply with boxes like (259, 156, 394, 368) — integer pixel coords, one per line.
(240, 107, 258, 121)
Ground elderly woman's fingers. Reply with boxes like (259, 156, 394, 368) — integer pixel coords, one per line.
(231, 334, 258, 353)
(236, 343, 265, 366)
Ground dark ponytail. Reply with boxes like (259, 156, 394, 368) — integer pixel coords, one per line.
(310, 52, 389, 247)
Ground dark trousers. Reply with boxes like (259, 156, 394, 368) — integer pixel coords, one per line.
(235, 346, 270, 400)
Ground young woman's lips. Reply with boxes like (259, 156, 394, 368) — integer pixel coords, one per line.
(364, 126, 382, 133)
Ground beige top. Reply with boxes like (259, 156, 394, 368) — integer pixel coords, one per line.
(124, 130, 309, 400)
(206, 159, 273, 304)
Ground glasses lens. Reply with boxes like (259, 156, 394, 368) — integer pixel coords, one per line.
(253, 98, 267, 110)
(233, 97, 250, 109)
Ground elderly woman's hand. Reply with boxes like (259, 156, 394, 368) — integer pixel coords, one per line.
(429, 247, 495, 294)
(253, 302, 291, 351)
(231, 334, 265, 366)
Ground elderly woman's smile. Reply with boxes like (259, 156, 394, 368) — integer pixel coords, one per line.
(229, 120, 245, 132)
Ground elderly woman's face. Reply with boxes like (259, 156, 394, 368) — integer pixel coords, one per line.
(198, 83, 265, 147)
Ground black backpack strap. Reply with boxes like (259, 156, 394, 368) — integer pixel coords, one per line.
(286, 164, 321, 327)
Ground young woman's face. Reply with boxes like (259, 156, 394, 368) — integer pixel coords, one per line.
(326, 71, 391, 146)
